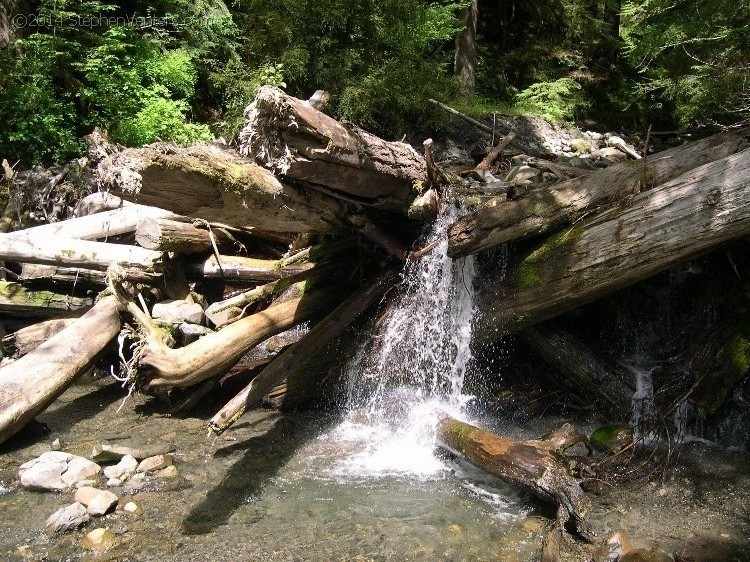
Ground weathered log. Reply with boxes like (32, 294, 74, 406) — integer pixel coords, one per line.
(522, 321, 634, 422)
(449, 128, 750, 256)
(135, 217, 221, 253)
(17, 263, 107, 286)
(0, 296, 122, 445)
(239, 86, 425, 213)
(204, 279, 286, 328)
(0, 232, 163, 279)
(96, 141, 351, 233)
(187, 253, 315, 283)
(476, 147, 750, 335)
(142, 281, 343, 389)
(1, 315, 81, 356)
(0, 281, 94, 316)
(436, 415, 593, 539)
(476, 132, 516, 171)
(209, 269, 398, 433)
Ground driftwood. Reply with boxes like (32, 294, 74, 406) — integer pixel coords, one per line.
(476, 132, 516, 171)
(240, 86, 425, 213)
(0, 296, 122, 444)
(209, 269, 399, 434)
(0, 281, 94, 317)
(96, 142, 351, 233)
(436, 415, 593, 539)
(135, 218, 223, 253)
(522, 321, 634, 421)
(449, 128, 750, 256)
(1, 315, 82, 356)
(17, 264, 107, 286)
(476, 147, 750, 335)
(187, 253, 315, 283)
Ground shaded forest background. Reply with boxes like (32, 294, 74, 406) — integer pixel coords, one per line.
(0, 0, 747, 167)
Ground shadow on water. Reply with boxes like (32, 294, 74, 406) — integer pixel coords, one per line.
(182, 411, 337, 535)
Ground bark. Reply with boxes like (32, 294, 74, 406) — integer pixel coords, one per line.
(142, 282, 343, 389)
(17, 264, 107, 286)
(209, 269, 399, 433)
(522, 321, 634, 422)
(455, 0, 478, 98)
(187, 253, 315, 283)
(135, 218, 221, 253)
(0, 296, 122, 445)
(96, 141, 351, 233)
(0, 281, 94, 316)
(449, 128, 750, 257)
(1, 315, 81, 356)
(0, 232, 163, 281)
(204, 279, 288, 328)
(476, 147, 750, 335)
(239, 86, 425, 214)
(436, 415, 593, 539)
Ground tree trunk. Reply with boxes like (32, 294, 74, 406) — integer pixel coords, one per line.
(17, 263, 107, 286)
(0, 281, 94, 317)
(476, 147, 750, 335)
(449, 128, 750, 257)
(455, 0, 478, 98)
(96, 141, 351, 233)
(239, 87, 425, 214)
(0, 296, 122, 445)
(436, 414, 593, 539)
(2, 315, 81, 356)
(522, 321, 634, 422)
(135, 218, 220, 253)
(187, 254, 315, 283)
(209, 269, 399, 434)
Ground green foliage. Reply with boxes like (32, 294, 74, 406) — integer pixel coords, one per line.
(516, 78, 587, 123)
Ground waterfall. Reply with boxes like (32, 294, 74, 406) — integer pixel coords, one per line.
(329, 204, 478, 479)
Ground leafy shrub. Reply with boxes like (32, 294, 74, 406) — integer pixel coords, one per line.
(516, 77, 586, 123)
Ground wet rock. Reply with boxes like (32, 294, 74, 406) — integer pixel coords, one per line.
(569, 156, 594, 169)
(103, 455, 138, 481)
(19, 451, 100, 491)
(599, 147, 629, 163)
(570, 138, 592, 154)
(179, 323, 214, 345)
(123, 501, 142, 517)
(136, 454, 173, 474)
(61, 456, 101, 488)
(619, 547, 674, 562)
(506, 165, 542, 184)
(74, 486, 118, 516)
(91, 442, 175, 463)
(122, 474, 191, 494)
(408, 188, 440, 221)
(152, 300, 204, 325)
(591, 424, 633, 453)
(154, 465, 179, 478)
(594, 530, 633, 562)
(438, 141, 472, 166)
(81, 527, 117, 552)
(45, 502, 90, 534)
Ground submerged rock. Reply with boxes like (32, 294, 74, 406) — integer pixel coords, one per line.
(619, 547, 674, 562)
(136, 454, 173, 474)
(103, 454, 138, 481)
(45, 502, 90, 534)
(91, 442, 174, 463)
(74, 486, 119, 516)
(81, 527, 117, 552)
(594, 530, 633, 562)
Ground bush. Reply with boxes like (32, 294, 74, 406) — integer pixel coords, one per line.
(516, 77, 587, 123)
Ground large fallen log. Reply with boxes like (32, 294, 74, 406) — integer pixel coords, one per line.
(476, 147, 750, 335)
(0, 296, 122, 445)
(239, 86, 425, 213)
(0, 281, 94, 317)
(522, 321, 634, 422)
(449, 128, 750, 256)
(96, 142, 352, 233)
(436, 415, 593, 539)
(209, 269, 399, 434)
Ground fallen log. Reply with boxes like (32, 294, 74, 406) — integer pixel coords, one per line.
(436, 415, 593, 539)
(188, 253, 315, 283)
(476, 147, 750, 335)
(141, 281, 343, 389)
(96, 141, 351, 233)
(1, 315, 81, 356)
(0, 281, 94, 316)
(522, 321, 634, 422)
(17, 264, 107, 286)
(135, 217, 224, 253)
(476, 132, 516, 171)
(209, 269, 399, 433)
(449, 128, 750, 256)
(0, 296, 122, 445)
(239, 86, 425, 213)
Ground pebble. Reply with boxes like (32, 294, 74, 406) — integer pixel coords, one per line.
(45, 502, 90, 534)
(74, 486, 119, 516)
(81, 527, 117, 552)
(123, 501, 142, 516)
(107, 477, 122, 488)
(137, 454, 173, 474)
(50, 438, 62, 451)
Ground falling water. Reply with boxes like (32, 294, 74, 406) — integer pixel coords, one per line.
(327, 203, 478, 479)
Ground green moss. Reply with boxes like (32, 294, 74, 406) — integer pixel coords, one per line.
(727, 335, 750, 374)
(514, 263, 542, 289)
(513, 227, 584, 289)
(448, 420, 470, 452)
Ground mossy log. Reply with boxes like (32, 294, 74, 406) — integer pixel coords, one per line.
(209, 269, 399, 433)
(95, 141, 352, 233)
(449, 128, 750, 257)
(239, 86, 425, 213)
(476, 147, 750, 336)
(0, 281, 94, 317)
(436, 415, 593, 539)
(0, 296, 122, 445)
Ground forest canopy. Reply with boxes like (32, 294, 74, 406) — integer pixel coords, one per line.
(0, 0, 747, 166)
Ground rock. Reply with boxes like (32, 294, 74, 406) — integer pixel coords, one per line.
(50, 438, 62, 451)
(594, 530, 633, 562)
(106, 477, 122, 487)
(439, 141, 472, 166)
(479, 181, 510, 196)
(152, 300, 204, 325)
(599, 147, 629, 162)
(75, 479, 98, 489)
(136, 454, 173, 474)
(122, 501, 142, 517)
(179, 323, 214, 345)
(91, 442, 175, 463)
(408, 188, 440, 221)
(585, 131, 603, 141)
(61, 456, 101, 487)
(569, 156, 593, 169)
(570, 138, 592, 153)
(103, 455, 138, 481)
(591, 423, 633, 453)
(154, 465, 179, 478)
(506, 165, 542, 184)
(19, 452, 102, 491)
(81, 527, 117, 552)
(619, 547, 674, 562)
(511, 155, 529, 167)
(74, 487, 119, 516)
(45, 502, 90, 534)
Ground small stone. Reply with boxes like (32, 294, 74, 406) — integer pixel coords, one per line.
(103, 455, 138, 481)
(570, 138, 592, 153)
(15, 545, 31, 557)
(154, 465, 179, 478)
(123, 501, 142, 516)
(50, 438, 62, 451)
(81, 527, 116, 552)
(136, 454, 173, 474)
(594, 530, 633, 562)
(74, 487, 119, 516)
(569, 156, 593, 169)
(658, 488, 667, 496)
(505, 165, 542, 184)
(152, 300, 204, 325)
(61, 456, 101, 487)
(179, 323, 214, 345)
(19, 461, 68, 492)
(45, 502, 90, 534)
(446, 524, 461, 534)
(106, 477, 122, 488)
